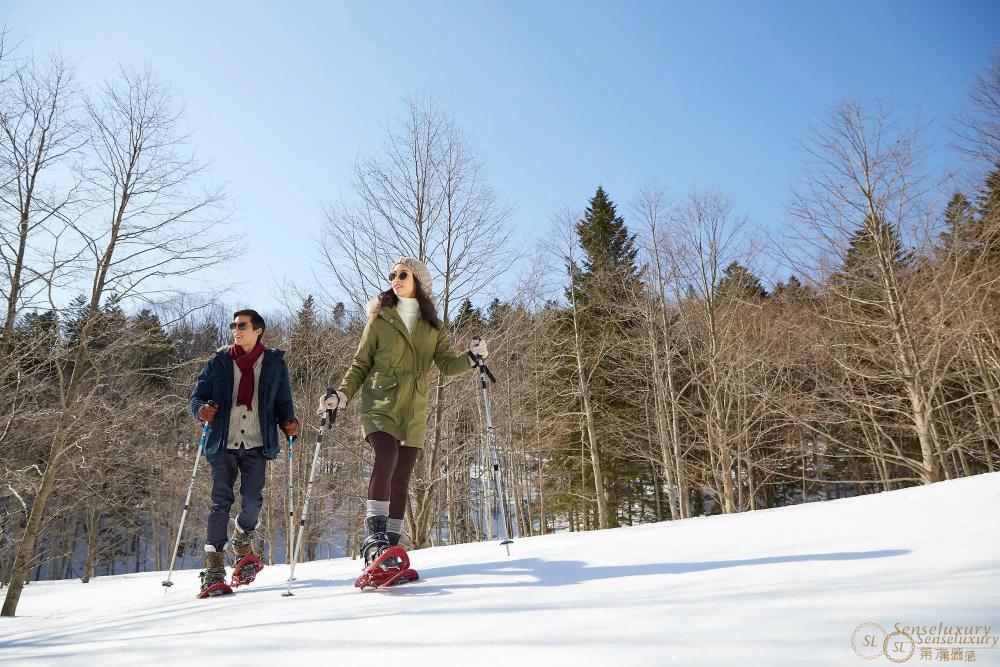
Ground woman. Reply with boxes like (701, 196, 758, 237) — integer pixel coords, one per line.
(319, 256, 488, 567)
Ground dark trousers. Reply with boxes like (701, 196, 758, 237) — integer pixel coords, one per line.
(366, 431, 420, 520)
(206, 447, 266, 550)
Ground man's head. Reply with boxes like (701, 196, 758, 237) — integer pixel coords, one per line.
(231, 309, 265, 350)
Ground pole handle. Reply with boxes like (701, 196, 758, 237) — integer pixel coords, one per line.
(198, 413, 212, 450)
(468, 348, 497, 384)
(325, 387, 337, 426)
(471, 336, 496, 382)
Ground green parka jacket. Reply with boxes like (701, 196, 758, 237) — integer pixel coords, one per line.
(338, 298, 475, 448)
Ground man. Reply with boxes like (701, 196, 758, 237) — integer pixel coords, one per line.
(188, 309, 298, 598)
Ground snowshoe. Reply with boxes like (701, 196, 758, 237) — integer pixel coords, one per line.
(230, 552, 265, 588)
(355, 545, 412, 589)
(228, 522, 264, 588)
(379, 566, 420, 588)
(197, 550, 233, 598)
(377, 531, 418, 586)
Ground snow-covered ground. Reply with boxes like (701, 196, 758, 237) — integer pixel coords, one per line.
(3, 473, 999, 666)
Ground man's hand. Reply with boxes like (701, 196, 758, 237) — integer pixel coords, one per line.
(198, 402, 218, 423)
(281, 419, 300, 438)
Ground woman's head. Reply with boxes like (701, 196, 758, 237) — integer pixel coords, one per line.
(389, 262, 417, 299)
(377, 257, 441, 328)
(390, 257, 432, 298)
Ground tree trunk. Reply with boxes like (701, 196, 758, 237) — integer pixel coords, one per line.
(568, 274, 609, 530)
(3, 403, 77, 614)
(82, 508, 99, 583)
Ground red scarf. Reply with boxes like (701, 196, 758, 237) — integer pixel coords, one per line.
(229, 342, 265, 410)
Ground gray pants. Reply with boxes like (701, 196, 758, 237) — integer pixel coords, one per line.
(206, 447, 266, 550)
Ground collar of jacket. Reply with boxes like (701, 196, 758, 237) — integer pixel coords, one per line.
(215, 347, 285, 372)
(377, 305, 416, 349)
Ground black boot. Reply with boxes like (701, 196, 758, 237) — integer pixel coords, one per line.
(361, 515, 392, 567)
(387, 532, 401, 547)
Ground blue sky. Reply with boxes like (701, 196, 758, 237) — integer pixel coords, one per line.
(4, 0, 998, 314)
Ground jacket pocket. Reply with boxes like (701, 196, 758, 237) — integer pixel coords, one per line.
(362, 372, 398, 415)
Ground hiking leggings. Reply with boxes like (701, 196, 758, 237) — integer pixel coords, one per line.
(366, 431, 419, 520)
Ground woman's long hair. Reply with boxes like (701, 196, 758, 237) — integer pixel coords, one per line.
(376, 275, 441, 329)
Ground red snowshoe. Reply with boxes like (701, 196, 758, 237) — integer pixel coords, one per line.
(229, 522, 264, 588)
(197, 551, 233, 598)
(197, 580, 234, 598)
(355, 545, 420, 589)
(381, 531, 418, 586)
(379, 565, 420, 587)
(230, 552, 265, 588)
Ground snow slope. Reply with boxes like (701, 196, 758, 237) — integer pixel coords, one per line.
(3, 473, 999, 666)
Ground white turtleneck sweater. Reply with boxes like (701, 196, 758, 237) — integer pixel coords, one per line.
(396, 296, 419, 333)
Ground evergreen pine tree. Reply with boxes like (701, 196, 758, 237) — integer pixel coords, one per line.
(834, 213, 909, 319)
(575, 186, 640, 287)
(332, 302, 347, 331)
(129, 309, 175, 389)
(454, 297, 482, 331)
(62, 294, 128, 355)
(772, 275, 809, 301)
(716, 261, 768, 301)
(565, 186, 648, 528)
(288, 296, 319, 385)
(486, 298, 513, 327)
(939, 192, 976, 253)
(15, 310, 60, 380)
(62, 294, 90, 349)
(971, 165, 1000, 264)
(977, 163, 1000, 224)
(842, 214, 907, 275)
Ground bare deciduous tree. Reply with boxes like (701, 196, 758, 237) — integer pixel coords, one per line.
(0, 54, 86, 336)
(2, 68, 235, 616)
(953, 47, 1000, 170)
(666, 189, 752, 513)
(789, 101, 953, 485)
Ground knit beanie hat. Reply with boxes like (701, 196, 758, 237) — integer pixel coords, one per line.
(393, 257, 433, 298)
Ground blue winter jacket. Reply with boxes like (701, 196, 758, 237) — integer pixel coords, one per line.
(188, 347, 296, 462)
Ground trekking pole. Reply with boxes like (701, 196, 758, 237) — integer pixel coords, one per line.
(283, 388, 337, 597)
(162, 409, 214, 589)
(286, 434, 295, 568)
(468, 337, 513, 555)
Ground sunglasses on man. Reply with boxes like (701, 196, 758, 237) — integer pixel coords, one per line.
(388, 271, 409, 282)
(228, 321, 256, 331)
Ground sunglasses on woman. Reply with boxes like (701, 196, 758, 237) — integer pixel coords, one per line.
(228, 321, 253, 331)
(388, 271, 409, 282)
